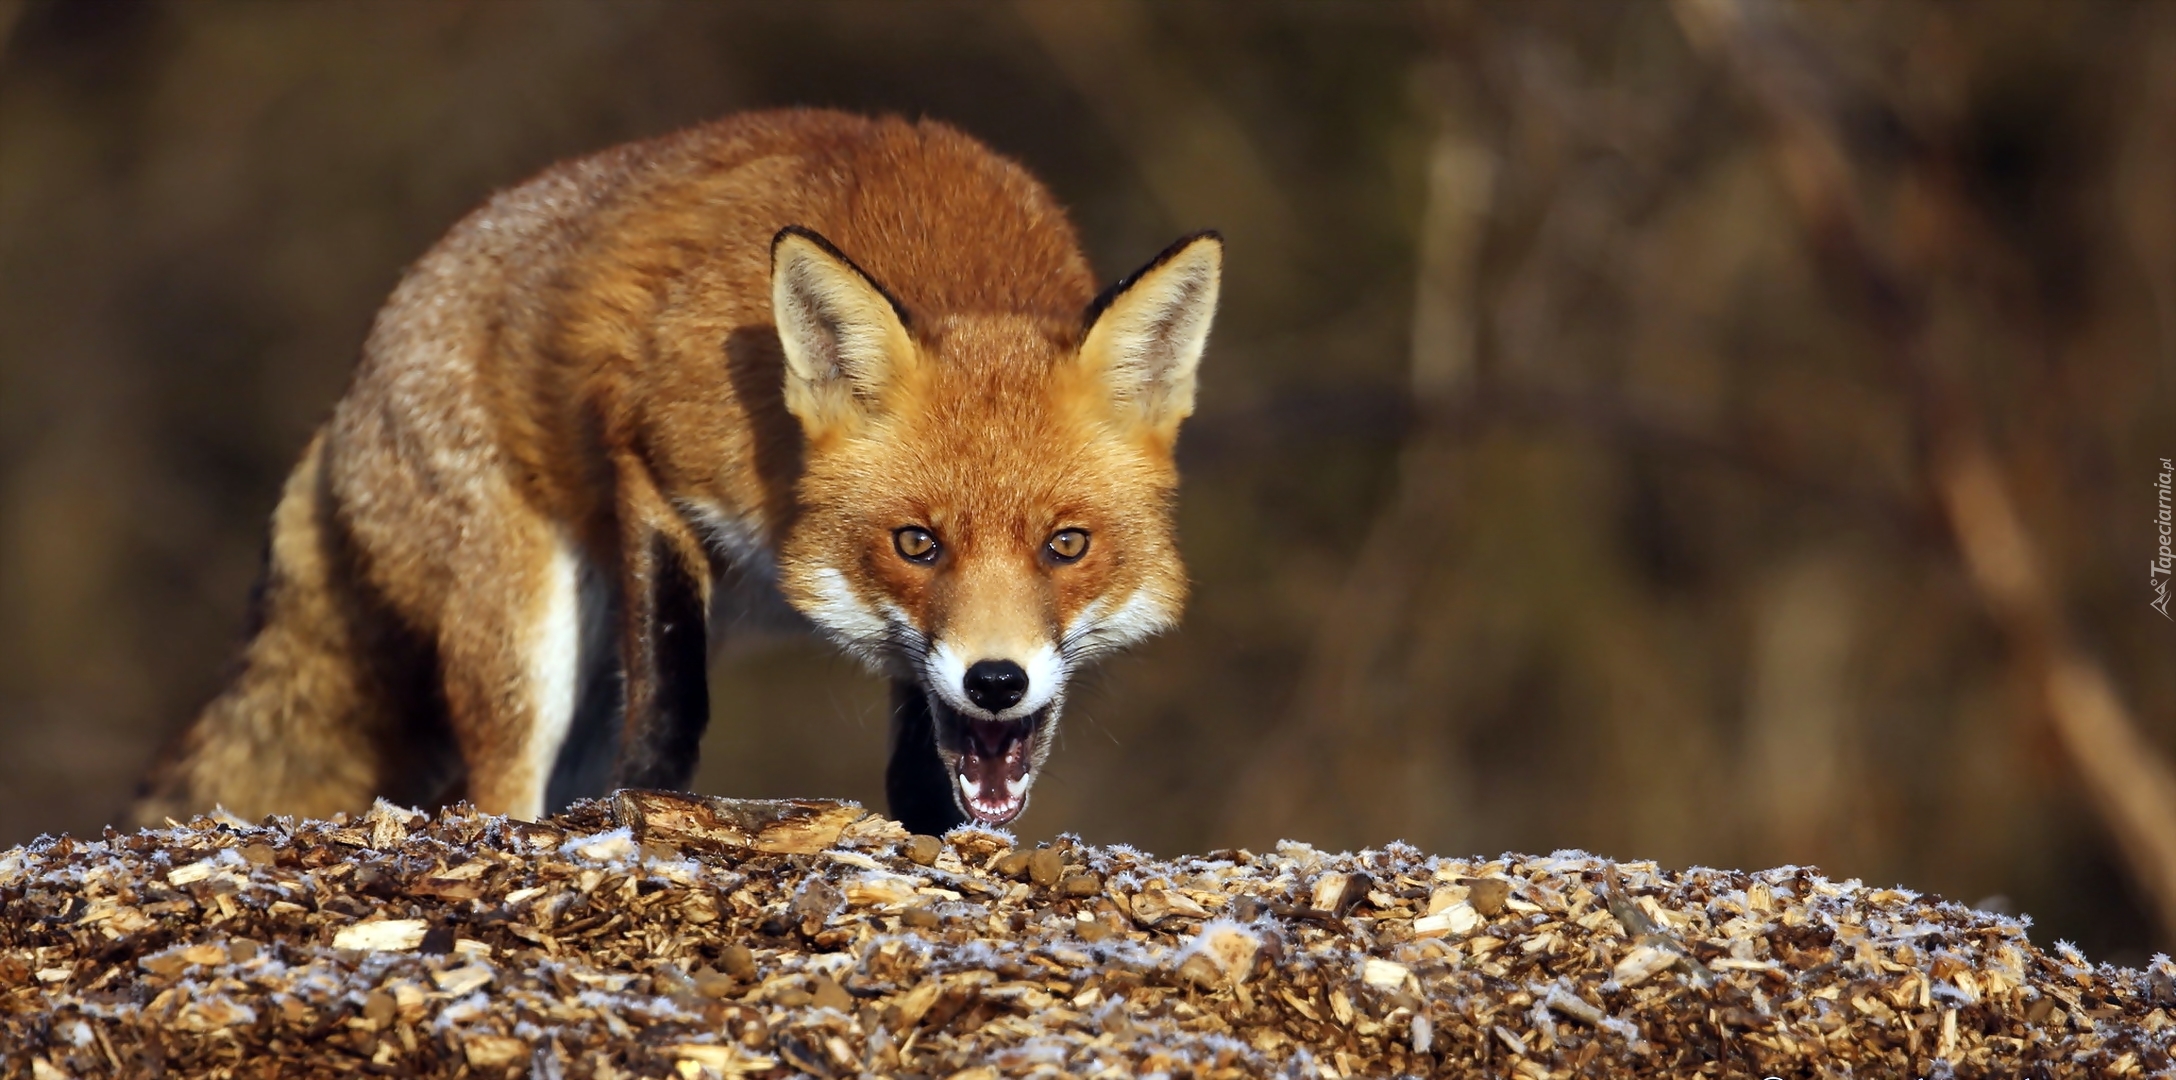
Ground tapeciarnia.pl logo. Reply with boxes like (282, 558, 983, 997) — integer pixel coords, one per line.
(2155, 457, 2173, 620)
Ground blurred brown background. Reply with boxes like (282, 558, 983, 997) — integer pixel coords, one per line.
(2, 1, 2172, 962)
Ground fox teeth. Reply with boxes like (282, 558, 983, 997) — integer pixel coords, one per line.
(960, 772, 1027, 821)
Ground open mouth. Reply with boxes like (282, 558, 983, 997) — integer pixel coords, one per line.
(936, 703, 1046, 825)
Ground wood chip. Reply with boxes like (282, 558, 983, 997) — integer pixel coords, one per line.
(1464, 878, 1510, 916)
(1312, 872, 1370, 915)
(993, 850, 1034, 879)
(431, 964, 493, 995)
(1361, 958, 1411, 989)
(843, 872, 921, 910)
(720, 944, 756, 979)
(1415, 901, 1481, 937)
(669, 1044, 776, 1074)
(809, 974, 851, 1012)
(904, 835, 943, 866)
(1612, 943, 1679, 987)
(1027, 846, 1065, 888)
(611, 790, 867, 855)
(332, 919, 428, 952)
(1190, 923, 1264, 984)
(463, 1035, 527, 1069)
(1130, 887, 1210, 925)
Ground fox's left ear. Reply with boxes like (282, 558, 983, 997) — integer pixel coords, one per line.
(1079, 231, 1222, 441)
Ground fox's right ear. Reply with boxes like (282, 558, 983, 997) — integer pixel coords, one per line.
(772, 226, 917, 442)
(1079, 231, 1222, 444)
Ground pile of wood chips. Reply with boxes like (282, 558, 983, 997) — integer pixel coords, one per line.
(3, 792, 2173, 1079)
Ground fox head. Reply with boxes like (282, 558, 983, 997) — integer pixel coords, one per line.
(768, 225, 1221, 826)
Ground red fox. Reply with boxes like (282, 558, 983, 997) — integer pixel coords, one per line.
(131, 110, 1220, 835)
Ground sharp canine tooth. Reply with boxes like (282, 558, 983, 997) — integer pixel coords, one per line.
(958, 773, 977, 803)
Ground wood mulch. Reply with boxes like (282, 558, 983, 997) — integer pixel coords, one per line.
(3, 791, 2172, 1078)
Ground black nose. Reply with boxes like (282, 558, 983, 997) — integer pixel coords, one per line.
(963, 659, 1029, 712)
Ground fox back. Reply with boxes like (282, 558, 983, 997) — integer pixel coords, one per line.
(133, 110, 1221, 834)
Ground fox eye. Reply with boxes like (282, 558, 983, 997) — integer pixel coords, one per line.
(893, 526, 940, 564)
(1045, 528, 1090, 563)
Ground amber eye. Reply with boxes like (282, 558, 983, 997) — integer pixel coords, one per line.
(1045, 528, 1090, 563)
(894, 526, 940, 563)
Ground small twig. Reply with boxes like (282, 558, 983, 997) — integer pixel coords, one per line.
(1604, 864, 1717, 988)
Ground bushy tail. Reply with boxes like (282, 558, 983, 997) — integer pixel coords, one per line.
(131, 434, 448, 826)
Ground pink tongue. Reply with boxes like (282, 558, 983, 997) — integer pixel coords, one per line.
(959, 719, 1030, 805)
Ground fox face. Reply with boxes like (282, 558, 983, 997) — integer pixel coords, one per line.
(769, 227, 1221, 825)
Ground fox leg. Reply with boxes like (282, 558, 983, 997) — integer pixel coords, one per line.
(431, 521, 589, 820)
(609, 456, 714, 791)
(886, 679, 967, 835)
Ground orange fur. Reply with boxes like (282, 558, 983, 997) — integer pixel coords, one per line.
(132, 110, 1221, 831)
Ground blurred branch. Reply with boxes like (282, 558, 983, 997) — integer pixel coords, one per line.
(1676, 0, 2176, 943)
(1182, 380, 1943, 539)
(2119, 28, 2176, 374)
(1408, 66, 1494, 400)
(1219, 43, 1939, 844)
(1219, 95, 1493, 845)
(0, 1, 24, 67)
(1437, 385, 1944, 546)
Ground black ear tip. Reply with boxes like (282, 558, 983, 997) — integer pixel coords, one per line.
(1161, 230, 1222, 263)
(772, 224, 826, 256)
(768, 224, 916, 330)
(1082, 228, 1224, 330)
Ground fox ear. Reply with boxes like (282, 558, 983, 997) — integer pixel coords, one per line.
(1079, 231, 1223, 441)
(772, 226, 916, 440)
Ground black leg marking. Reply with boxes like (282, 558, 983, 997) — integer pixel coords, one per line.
(887, 678, 966, 835)
(614, 533, 711, 791)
